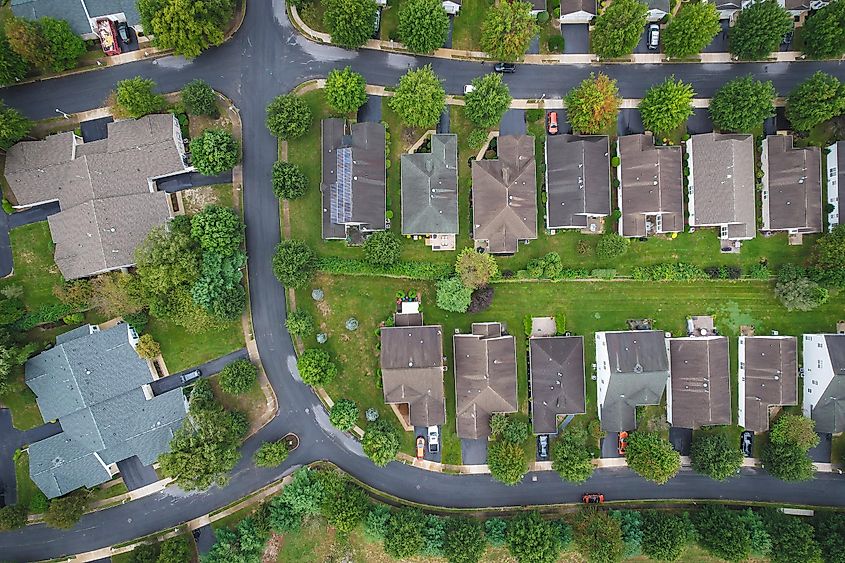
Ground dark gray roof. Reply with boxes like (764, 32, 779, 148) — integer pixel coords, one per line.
(472, 135, 537, 253)
(811, 335, 845, 433)
(669, 337, 731, 429)
(599, 331, 669, 432)
(618, 134, 683, 237)
(380, 325, 446, 427)
(11, 0, 141, 35)
(560, 0, 596, 14)
(763, 135, 822, 233)
(401, 134, 458, 235)
(646, 0, 670, 12)
(545, 134, 611, 229)
(321, 119, 386, 239)
(741, 336, 798, 433)
(688, 133, 756, 239)
(529, 336, 585, 434)
(454, 323, 518, 439)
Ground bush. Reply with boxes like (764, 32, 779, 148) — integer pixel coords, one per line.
(746, 263, 771, 280)
(596, 233, 629, 260)
(181, 79, 219, 117)
(631, 263, 707, 281)
(285, 309, 314, 336)
(62, 312, 84, 325)
(325, 66, 368, 113)
(365, 505, 392, 540)
(490, 413, 530, 444)
(455, 247, 498, 289)
(625, 431, 681, 484)
(436, 276, 472, 313)
(0, 504, 27, 531)
(272, 161, 308, 199)
(467, 129, 489, 151)
(297, 348, 338, 387)
(547, 34, 564, 52)
(273, 240, 317, 288)
(114, 77, 165, 119)
(485, 518, 508, 546)
(775, 277, 829, 311)
(693, 506, 752, 562)
(537, 10, 550, 23)
(487, 440, 528, 485)
(267, 95, 312, 139)
(506, 511, 562, 563)
(467, 286, 494, 313)
(16, 303, 77, 330)
(135, 333, 161, 360)
(254, 440, 290, 467)
(640, 511, 691, 561)
(124, 311, 149, 333)
(219, 359, 258, 394)
(317, 256, 453, 280)
(329, 398, 359, 431)
(363, 231, 401, 266)
(362, 418, 401, 466)
(189, 128, 240, 176)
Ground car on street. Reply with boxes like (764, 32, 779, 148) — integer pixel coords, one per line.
(583, 493, 605, 504)
(117, 21, 132, 44)
(547, 111, 558, 135)
(180, 369, 202, 384)
(416, 436, 426, 459)
(647, 24, 660, 50)
(494, 62, 516, 73)
(537, 435, 549, 460)
(618, 431, 629, 456)
(741, 431, 753, 457)
(427, 425, 440, 453)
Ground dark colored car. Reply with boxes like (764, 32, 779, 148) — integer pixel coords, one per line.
(537, 435, 549, 460)
(583, 493, 605, 504)
(117, 21, 132, 44)
(494, 62, 516, 73)
(740, 431, 753, 457)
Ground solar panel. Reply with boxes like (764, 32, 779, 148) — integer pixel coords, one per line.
(331, 147, 353, 224)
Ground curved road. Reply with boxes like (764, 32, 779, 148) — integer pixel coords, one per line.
(1, 2, 845, 560)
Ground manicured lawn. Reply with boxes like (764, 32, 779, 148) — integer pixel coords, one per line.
(379, 0, 400, 41)
(146, 317, 244, 374)
(0, 222, 63, 310)
(297, 0, 328, 33)
(0, 373, 42, 430)
(451, 0, 487, 51)
(15, 451, 43, 510)
(89, 480, 129, 502)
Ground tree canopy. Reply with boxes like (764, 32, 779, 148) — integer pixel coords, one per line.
(574, 509, 625, 563)
(775, 276, 829, 312)
(480, 1, 538, 61)
(363, 231, 401, 266)
(203, 516, 268, 563)
(487, 440, 528, 485)
(506, 511, 562, 563)
(297, 348, 338, 387)
(809, 224, 845, 287)
(398, 0, 449, 53)
(0, 101, 31, 149)
(436, 276, 472, 313)
(43, 490, 89, 529)
(389, 65, 445, 127)
(272, 239, 317, 288)
(39, 17, 86, 72)
(551, 431, 594, 483)
(324, 0, 378, 48)
(285, 308, 314, 336)
(181, 79, 219, 117)
(801, 0, 845, 59)
(218, 359, 258, 394)
(709, 75, 776, 132)
(464, 73, 512, 129)
(690, 431, 743, 480)
(266, 94, 312, 139)
(638, 76, 695, 135)
(272, 161, 308, 199)
(591, 0, 648, 58)
(191, 205, 244, 256)
(115, 77, 166, 118)
(384, 508, 425, 559)
(693, 506, 752, 562)
(640, 511, 690, 561)
(564, 73, 621, 134)
(625, 431, 681, 484)
(729, 0, 793, 60)
(362, 417, 401, 466)
(0, 32, 28, 86)
(770, 414, 819, 451)
(764, 511, 822, 563)
(663, 2, 721, 58)
(325, 66, 368, 113)
(253, 439, 290, 467)
(4, 17, 51, 72)
(139, 0, 233, 58)
(444, 517, 487, 563)
(785, 71, 845, 131)
(189, 128, 240, 176)
(455, 247, 498, 289)
(329, 398, 359, 431)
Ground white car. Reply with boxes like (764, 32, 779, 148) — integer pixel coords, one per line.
(427, 426, 440, 453)
(463, 84, 475, 95)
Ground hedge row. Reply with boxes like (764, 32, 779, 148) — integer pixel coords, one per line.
(631, 263, 708, 281)
(15, 303, 80, 331)
(317, 256, 453, 280)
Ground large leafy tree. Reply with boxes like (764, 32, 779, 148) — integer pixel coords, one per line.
(384, 508, 425, 558)
(115, 77, 166, 118)
(135, 222, 202, 318)
(191, 250, 246, 320)
(638, 76, 695, 135)
(322, 481, 370, 535)
(762, 440, 815, 481)
(574, 509, 625, 563)
(363, 231, 401, 266)
(810, 224, 845, 287)
(324, 0, 378, 48)
(204, 517, 268, 563)
(480, 1, 538, 62)
(272, 161, 308, 199)
(506, 511, 561, 563)
(389, 65, 445, 127)
(626, 431, 681, 484)
(272, 239, 316, 288)
(279, 467, 325, 515)
(4, 17, 51, 71)
(297, 348, 338, 386)
(181, 79, 219, 117)
(693, 506, 752, 562)
(444, 517, 487, 563)
(592, 0, 648, 58)
(709, 75, 776, 133)
(398, 0, 449, 53)
(739, 508, 772, 557)
(814, 512, 845, 563)
(487, 440, 528, 485)
(435, 276, 472, 313)
(362, 418, 401, 466)
(551, 431, 594, 483)
(729, 0, 792, 60)
(253, 439, 290, 467)
(329, 398, 359, 431)
(44, 490, 89, 529)
(39, 18, 86, 72)
(0, 504, 27, 531)
(325, 66, 368, 113)
(764, 511, 822, 563)
(663, 2, 721, 58)
(0, 32, 28, 86)
(640, 511, 690, 561)
(775, 277, 829, 312)
(266, 94, 312, 139)
(0, 101, 31, 149)
(564, 73, 621, 134)
(157, 535, 193, 563)
(490, 413, 531, 444)
(802, 0, 845, 59)
(139, 0, 233, 58)
(218, 359, 257, 394)
(770, 414, 819, 451)
(191, 205, 244, 256)
(189, 128, 240, 175)
(464, 73, 512, 129)
(785, 71, 845, 131)
(455, 246, 498, 289)
(689, 431, 743, 480)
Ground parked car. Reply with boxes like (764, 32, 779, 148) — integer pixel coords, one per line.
(618, 431, 629, 456)
(427, 425, 440, 453)
(647, 24, 660, 50)
(494, 62, 516, 73)
(180, 369, 202, 384)
(537, 435, 549, 460)
(547, 111, 559, 135)
(740, 431, 753, 457)
(582, 493, 605, 504)
(416, 436, 426, 459)
(464, 84, 475, 95)
(117, 21, 132, 44)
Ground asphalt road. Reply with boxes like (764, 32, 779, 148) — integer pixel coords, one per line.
(1, 2, 845, 560)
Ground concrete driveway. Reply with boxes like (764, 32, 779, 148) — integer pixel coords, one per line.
(561, 24, 590, 54)
(460, 438, 488, 465)
(702, 20, 730, 54)
(150, 348, 249, 395)
(499, 109, 526, 136)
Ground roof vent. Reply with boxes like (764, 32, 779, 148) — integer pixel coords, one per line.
(634, 363, 643, 374)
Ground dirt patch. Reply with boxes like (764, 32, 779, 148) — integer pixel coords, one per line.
(316, 299, 332, 317)
(188, 103, 233, 138)
(262, 532, 283, 562)
(183, 186, 222, 214)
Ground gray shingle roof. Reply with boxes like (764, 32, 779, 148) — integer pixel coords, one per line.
(11, 0, 141, 36)
(529, 336, 585, 434)
(545, 134, 611, 229)
(810, 335, 845, 433)
(762, 135, 822, 233)
(668, 337, 732, 429)
(401, 134, 458, 235)
(741, 336, 798, 433)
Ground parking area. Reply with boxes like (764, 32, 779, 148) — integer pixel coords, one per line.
(601, 431, 621, 458)
(116, 456, 158, 491)
(633, 24, 655, 54)
(617, 109, 645, 136)
(702, 20, 731, 54)
(414, 426, 442, 463)
(546, 109, 571, 135)
(499, 109, 526, 136)
(687, 108, 715, 135)
(560, 24, 590, 54)
(669, 427, 692, 456)
(357, 95, 382, 124)
(460, 438, 488, 465)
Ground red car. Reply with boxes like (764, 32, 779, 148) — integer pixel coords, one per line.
(583, 493, 605, 504)
(416, 436, 426, 460)
(547, 111, 559, 135)
(618, 431, 629, 456)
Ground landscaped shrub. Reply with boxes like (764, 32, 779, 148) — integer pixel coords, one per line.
(254, 440, 290, 467)
(181, 79, 219, 117)
(363, 231, 402, 266)
(218, 359, 258, 394)
(123, 311, 149, 333)
(266, 94, 312, 139)
(62, 312, 84, 325)
(285, 309, 314, 336)
(537, 10, 550, 23)
(705, 266, 741, 280)
(547, 34, 564, 52)
(317, 256, 452, 280)
(16, 303, 78, 330)
(590, 269, 616, 279)
(436, 276, 472, 313)
(272, 161, 308, 199)
(467, 129, 489, 151)
(297, 348, 338, 387)
(467, 286, 494, 313)
(330, 398, 359, 431)
(190, 129, 240, 175)
(596, 233, 629, 260)
(631, 263, 707, 281)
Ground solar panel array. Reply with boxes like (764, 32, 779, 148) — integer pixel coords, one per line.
(331, 147, 353, 224)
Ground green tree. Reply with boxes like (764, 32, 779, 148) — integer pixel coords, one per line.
(564, 73, 621, 134)
(612, 510, 643, 557)
(764, 510, 822, 563)
(272, 239, 316, 288)
(486, 518, 508, 546)
(329, 398, 359, 431)
(693, 506, 752, 562)
(44, 490, 89, 529)
(324, 0, 378, 48)
(551, 431, 594, 483)
(480, 1, 538, 62)
(272, 161, 308, 199)
(204, 516, 268, 563)
(770, 414, 819, 450)
(0, 504, 27, 531)
(730, 0, 793, 60)
(384, 508, 425, 559)
(0, 102, 31, 149)
(325, 66, 368, 113)
(297, 348, 338, 387)
(189, 128, 240, 175)
(709, 75, 776, 132)
(191, 205, 244, 256)
(436, 276, 472, 313)
(591, 0, 648, 58)
(775, 277, 829, 311)
(663, 2, 721, 58)
(464, 73, 512, 128)
(802, 0, 845, 59)
(638, 76, 695, 135)
(739, 508, 772, 557)
(814, 512, 845, 563)
(39, 17, 85, 72)
(625, 431, 681, 484)
(389, 65, 445, 127)
(690, 431, 743, 481)
(219, 359, 257, 394)
(363, 231, 401, 265)
(254, 439, 290, 467)
(365, 504, 392, 541)
(490, 413, 531, 444)
(785, 71, 845, 131)
(574, 509, 625, 563)
(268, 497, 303, 532)
(421, 514, 447, 556)
(280, 467, 325, 515)
(190, 250, 246, 321)
(398, 0, 449, 53)
(157, 535, 192, 563)
(181, 79, 219, 117)
(487, 440, 528, 486)
(455, 246, 498, 289)
(810, 224, 845, 287)
(115, 77, 166, 118)
(362, 417, 401, 466)
(135, 333, 161, 360)
(139, 0, 233, 58)
(266, 94, 312, 139)
(285, 308, 314, 336)
(0, 337, 35, 395)
(596, 233, 629, 260)
(640, 511, 689, 561)
(0, 32, 29, 86)
(322, 481, 370, 535)
(4, 17, 51, 72)
(444, 517, 486, 563)
(762, 441, 815, 481)
(128, 543, 159, 563)
(506, 511, 561, 563)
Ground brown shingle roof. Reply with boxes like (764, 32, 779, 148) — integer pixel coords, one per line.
(762, 135, 822, 233)
(668, 337, 731, 429)
(454, 323, 518, 439)
(529, 336, 585, 434)
(741, 336, 798, 432)
(560, 0, 596, 14)
(471, 135, 537, 253)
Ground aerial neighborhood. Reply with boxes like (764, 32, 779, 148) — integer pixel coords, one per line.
(0, 0, 844, 561)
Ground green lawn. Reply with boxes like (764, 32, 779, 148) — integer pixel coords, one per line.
(379, 0, 400, 41)
(89, 480, 129, 503)
(15, 451, 44, 511)
(209, 373, 268, 428)
(0, 374, 42, 430)
(0, 222, 63, 309)
(146, 317, 244, 374)
(451, 0, 487, 51)
(297, 0, 328, 33)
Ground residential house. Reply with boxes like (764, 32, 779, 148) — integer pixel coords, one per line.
(11, 0, 141, 38)
(617, 133, 684, 238)
(595, 330, 670, 432)
(686, 133, 756, 245)
(742, 0, 827, 18)
(528, 336, 586, 434)
(545, 134, 611, 232)
(24, 323, 187, 498)
(4, 114, 189, 280)
(667, 333, 731, 429)
(761, 135, 822, 235)
(826, 141, 843, 229)
(321, 119, 387, 242)
(645, 0, 670, 20)
(713, 0, 743, 20)
(559, 0, 596, 23)
(738, 335, 798, 433)
(401, 134, 458, 251)
(454, 323, 518, 439)
(443, 0, 461, 15)
(471, 135, 537, 254)
(379, 307, 446, 428)
(802, 333, 845, 434)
